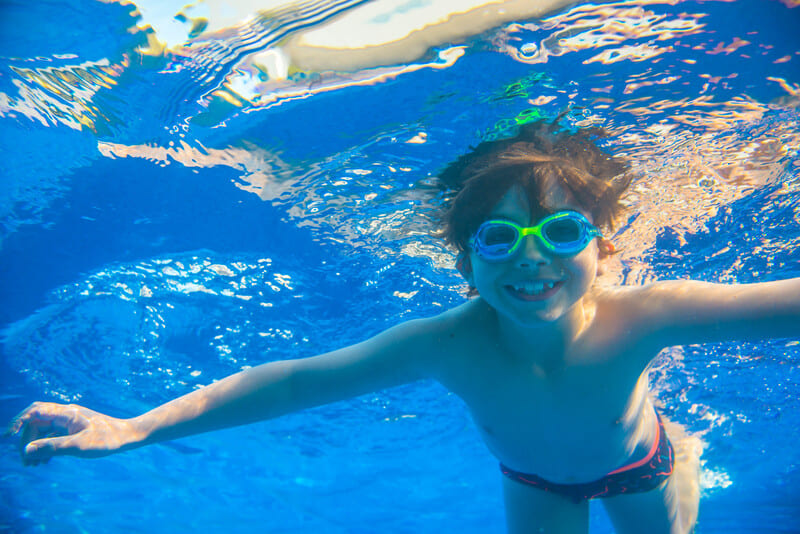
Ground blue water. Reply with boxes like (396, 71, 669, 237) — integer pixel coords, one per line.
(1, 0, 799, 532)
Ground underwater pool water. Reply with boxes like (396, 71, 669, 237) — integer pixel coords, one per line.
(1, 0, 799, 532)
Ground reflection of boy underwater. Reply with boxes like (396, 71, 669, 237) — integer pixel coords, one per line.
(10, 120, 799, 534)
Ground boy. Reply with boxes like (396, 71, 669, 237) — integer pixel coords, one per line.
(8, 120, 800, 533)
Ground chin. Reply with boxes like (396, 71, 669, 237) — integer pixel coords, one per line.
(504, 306, 565, 327)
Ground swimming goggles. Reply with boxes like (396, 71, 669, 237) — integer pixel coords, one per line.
(470, 211, 602, 261)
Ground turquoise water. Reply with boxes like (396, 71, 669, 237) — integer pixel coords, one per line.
(1, 0, 799, 532)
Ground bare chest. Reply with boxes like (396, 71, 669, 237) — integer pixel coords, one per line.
(438, 340, 654, 482)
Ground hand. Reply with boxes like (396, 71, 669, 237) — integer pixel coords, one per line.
(6, 402, 138, 465)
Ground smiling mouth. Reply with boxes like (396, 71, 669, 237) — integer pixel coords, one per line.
(505, 280, 564, 301)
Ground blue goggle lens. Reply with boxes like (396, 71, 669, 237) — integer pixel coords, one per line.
(543, 217, 583, 243)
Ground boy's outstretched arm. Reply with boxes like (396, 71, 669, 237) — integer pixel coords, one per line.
(634, 278, 800, 349)
(7, 317, 438, 465)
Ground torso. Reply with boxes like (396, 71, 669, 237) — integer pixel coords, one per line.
(427, 291, 661, 484)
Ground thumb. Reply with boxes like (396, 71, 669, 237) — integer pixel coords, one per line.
(24, 435, 78, 463)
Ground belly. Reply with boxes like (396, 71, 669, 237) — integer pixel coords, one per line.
(472, 405, 658, 483)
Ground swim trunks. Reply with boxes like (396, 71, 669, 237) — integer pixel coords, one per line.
(500, 413, 674, 502)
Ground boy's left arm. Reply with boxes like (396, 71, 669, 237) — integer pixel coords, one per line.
(633, 278, 800, 349)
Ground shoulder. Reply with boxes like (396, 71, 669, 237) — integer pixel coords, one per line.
(588, 280, 698, 318)
(580, 282, 687, 349)
(585, 284, 653, 326)
(396, 298, 497, 377)
(401, 298, 493, 345)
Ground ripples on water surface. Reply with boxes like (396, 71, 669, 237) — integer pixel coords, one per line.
(1, 0, 799, 532)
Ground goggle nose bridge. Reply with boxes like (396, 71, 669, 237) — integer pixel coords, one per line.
(510, 225, 548, 255)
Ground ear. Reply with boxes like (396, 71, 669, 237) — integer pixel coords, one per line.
(596, 238, 616, 276)
(597, 238, 616, 259)
(456, 253, 475, 286)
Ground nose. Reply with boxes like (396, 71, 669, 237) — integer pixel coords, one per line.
(514, 234, 551, 268)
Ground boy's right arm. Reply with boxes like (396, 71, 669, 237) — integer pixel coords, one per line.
(7, 317, 441, 465)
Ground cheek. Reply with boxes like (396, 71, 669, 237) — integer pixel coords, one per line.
(469, 261, 491, 290)
(463, 252, 486, 289)
(468, 255, 503, 293)
(565, 250, 598, 286)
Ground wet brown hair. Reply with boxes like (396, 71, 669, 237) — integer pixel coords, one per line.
(439, 119, 632, 260)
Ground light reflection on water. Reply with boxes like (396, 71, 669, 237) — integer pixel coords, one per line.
(6, 0, 797, 264)
(2, 1, 797, 259)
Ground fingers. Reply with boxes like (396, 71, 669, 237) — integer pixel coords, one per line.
(7, 402, 83, 465)
(5, 406, 31, 436)
(7, 402, 83, 437)
(9, 402, 118, 465)
(7, 402, 60, 435)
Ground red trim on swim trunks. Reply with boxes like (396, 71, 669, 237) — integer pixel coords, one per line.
(606, 414, 661, 476)
(499, 411, 674, 502)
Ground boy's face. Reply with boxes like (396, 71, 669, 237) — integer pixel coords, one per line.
(463, 184, 603, 326)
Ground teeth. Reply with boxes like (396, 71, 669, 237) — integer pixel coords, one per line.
(511, 281, 557, 295)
